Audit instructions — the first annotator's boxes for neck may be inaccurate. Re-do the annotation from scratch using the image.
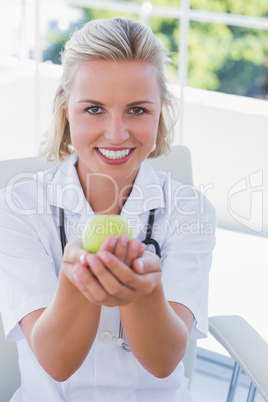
[78,168,137,215]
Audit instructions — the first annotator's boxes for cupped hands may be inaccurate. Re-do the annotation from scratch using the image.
[62,235,162,307]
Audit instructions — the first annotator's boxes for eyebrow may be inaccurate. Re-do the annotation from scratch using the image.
[77,99,155,106]
[78,99,105,105]
[126,100,154,107]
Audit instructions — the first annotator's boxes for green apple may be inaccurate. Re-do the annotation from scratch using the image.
[82,214,133,253]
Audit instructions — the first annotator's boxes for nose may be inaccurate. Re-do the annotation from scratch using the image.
[104,114,129,144]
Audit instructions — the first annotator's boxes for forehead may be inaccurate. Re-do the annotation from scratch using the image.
[69,60,161,102]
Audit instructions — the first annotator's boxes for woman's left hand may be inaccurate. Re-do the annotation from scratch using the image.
[73,236,162,307]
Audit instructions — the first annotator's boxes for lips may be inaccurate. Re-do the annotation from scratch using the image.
[95,147,134,165]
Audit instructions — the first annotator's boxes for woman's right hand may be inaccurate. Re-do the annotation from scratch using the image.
[61,237,90,289]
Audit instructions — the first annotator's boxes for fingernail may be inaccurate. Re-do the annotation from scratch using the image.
[119,234,128,246]
[110,236,117,248]
[80,253,86,265]
[130,240,138,251]
[97,251,110,264]
[140,243,146,252]
[136,259,144,273]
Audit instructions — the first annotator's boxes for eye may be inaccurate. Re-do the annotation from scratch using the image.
[85,105,103,115]
[129,107,148,115]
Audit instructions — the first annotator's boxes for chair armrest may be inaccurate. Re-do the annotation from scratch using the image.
[208,315,268,401]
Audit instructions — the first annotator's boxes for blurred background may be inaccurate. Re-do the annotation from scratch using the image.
[0,1,267,400]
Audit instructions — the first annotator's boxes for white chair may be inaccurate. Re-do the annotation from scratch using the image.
[149,145,196,387]
[0,315,21,402]
[208,315,268,402]
[0,157,54,401]
[0,156,54,189]
[1,147,267,402]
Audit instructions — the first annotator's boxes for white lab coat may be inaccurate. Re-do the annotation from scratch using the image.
[0,152,216,401]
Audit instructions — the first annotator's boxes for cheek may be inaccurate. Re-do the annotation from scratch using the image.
[138,117,159,142]
[69,117,95,146]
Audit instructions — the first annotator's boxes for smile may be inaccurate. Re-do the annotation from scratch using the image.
[97,148,132,160]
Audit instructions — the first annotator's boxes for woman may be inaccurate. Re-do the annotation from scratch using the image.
[0,17,215,401]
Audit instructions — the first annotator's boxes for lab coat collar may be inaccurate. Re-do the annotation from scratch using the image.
[46,152,89,213]
[46,153,166,237]
[121,159,165,217]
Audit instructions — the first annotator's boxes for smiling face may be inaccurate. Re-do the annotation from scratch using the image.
[65,60,162,189]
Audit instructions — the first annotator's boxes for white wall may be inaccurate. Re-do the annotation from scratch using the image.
[179,88,268,350]
[182,87,268,237]
[0,60,61,160]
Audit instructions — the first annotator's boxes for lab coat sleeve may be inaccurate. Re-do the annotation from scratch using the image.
[0,188,59,342]
[160,184,216,339]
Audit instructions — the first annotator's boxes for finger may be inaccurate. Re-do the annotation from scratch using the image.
[62,238,89,281]
[94,251,137,293]
[73,263,88,286]
[88,251,131,299]
[132,251,161,275]
[98,235,117,253]
[73,261,110,304]
[124,238,142,267]
[138,242,146,257]
[97,251,162,301]
[132,258,144,274]
[113,233,129,263]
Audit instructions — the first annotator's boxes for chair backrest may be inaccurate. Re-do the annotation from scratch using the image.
[0,157,55,402]
[149,145,196,388]
[0,145,196,399]
[0,314,21,402]
[149,145,193,185]
[0,157,55,189]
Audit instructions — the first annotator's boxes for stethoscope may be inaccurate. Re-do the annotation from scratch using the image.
[59,208,161,352]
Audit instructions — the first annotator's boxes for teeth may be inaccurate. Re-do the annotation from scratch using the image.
[98,148,131,159]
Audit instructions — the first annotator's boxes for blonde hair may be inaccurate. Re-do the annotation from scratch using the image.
[40,17,179,161]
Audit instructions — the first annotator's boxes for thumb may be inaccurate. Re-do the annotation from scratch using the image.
[132,251,161,274]
[63,238,89,265]
[132,258,144,274]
